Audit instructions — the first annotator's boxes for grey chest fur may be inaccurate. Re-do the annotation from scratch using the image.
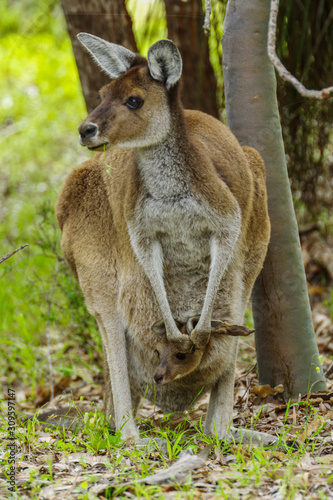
[136,142,222,275]
[143,194,213,275]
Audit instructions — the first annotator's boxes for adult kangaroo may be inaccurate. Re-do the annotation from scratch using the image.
[56,34,270,441]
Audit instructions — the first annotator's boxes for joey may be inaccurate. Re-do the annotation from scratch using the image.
[152,318,254,385]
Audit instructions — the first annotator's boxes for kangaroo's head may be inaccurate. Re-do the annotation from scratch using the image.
[77,34,183,151]
[153,326,204,386]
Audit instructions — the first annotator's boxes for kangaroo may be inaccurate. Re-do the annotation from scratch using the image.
[56,34,270,441]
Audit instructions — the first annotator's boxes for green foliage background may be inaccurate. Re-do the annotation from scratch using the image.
[0,0,99,391]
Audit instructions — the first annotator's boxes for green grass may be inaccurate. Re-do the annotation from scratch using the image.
[1,400,331,498]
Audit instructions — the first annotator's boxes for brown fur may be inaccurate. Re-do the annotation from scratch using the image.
[56,37,270,440]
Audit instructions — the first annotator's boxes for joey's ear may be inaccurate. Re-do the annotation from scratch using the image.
[151,320,166,337]
[147,40,182,89]
[77,33,136,79]
[152,319,186,336]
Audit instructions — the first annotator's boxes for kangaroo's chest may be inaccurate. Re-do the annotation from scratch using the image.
[142,195,213,273]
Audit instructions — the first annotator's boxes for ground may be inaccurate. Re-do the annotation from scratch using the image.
[1,230,333,498]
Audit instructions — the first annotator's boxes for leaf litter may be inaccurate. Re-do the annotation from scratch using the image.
[1,229,333,498]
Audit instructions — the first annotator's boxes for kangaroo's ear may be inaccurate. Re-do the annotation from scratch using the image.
[147,40,182,89]
[77,33,136,79]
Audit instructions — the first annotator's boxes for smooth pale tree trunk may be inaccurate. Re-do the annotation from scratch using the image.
[61,0,137,112]
[165,0,219,117]
[222,0,326,398]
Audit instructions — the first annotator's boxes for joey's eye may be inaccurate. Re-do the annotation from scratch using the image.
[176,353,186,361]
[154,349,160,358]
[126,96,144,110]
[95,94,101,100]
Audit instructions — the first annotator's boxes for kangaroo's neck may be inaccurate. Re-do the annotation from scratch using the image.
[136,108,193,199]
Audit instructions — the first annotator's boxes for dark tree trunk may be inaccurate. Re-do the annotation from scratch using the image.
[222,0,326,398]
[164,0,219,117]
[61,0,137,113]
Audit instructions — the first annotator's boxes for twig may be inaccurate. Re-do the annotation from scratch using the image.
[0,244,29,264]
[298,224,320,238]
[235,378,252,410]
[235,362,257,382]
[267,0,333,99]
[324,361,333,378]
[203,0,211,36]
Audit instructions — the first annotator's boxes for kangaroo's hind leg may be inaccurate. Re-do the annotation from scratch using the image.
[94,314,139,441]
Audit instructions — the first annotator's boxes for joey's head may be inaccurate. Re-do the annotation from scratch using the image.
[153,336,204,385]
[76,34,183,151]
[152,321,204,386]
[152,317,255,386]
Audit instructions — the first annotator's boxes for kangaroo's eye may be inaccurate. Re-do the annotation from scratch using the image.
[176,353,186,361]
[154,349,160,358]
[126,96,144,110]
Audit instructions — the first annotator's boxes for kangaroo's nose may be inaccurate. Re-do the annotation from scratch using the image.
[154,373,164,384]
[78,122,97,140]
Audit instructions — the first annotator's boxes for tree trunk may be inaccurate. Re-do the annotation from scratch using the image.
[61,0,137,113]
[164,0,219,117]
[222,0,326,398]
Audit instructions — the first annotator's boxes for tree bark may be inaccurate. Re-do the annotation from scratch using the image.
[222,0,326,398]
[164,0,219,117]
[61,0,137,113]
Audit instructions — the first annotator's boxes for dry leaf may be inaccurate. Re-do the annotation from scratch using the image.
[299,417,324,442]
[251,384,284,398]
[299,452,315,469]
[260,451,286,461]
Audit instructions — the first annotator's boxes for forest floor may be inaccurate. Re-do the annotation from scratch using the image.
[1,230,333,499]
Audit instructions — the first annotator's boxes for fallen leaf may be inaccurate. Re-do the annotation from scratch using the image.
[260,450,286,461]
[317,454,333,464]
[299,417,325,442]
[251,384,284,398]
